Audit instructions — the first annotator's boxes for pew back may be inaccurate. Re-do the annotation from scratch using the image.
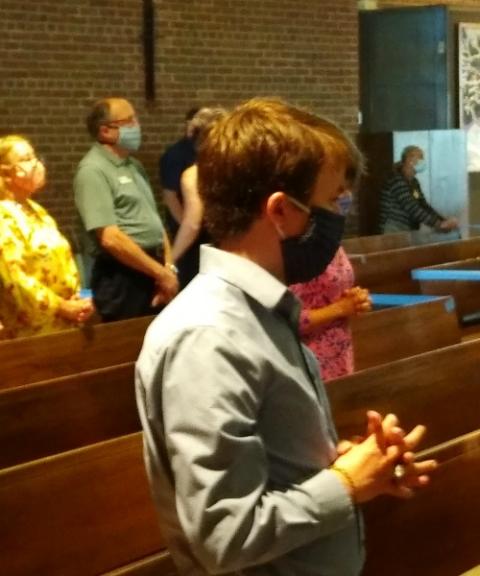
[329,338,480,449]
[0,297,463,468]
[0,315,153,389]
[350,236,480,293]
[0,433,165,576]
[413,257,480,319]
[351,296,460,370]
[363,430,480,576]
[343,232,412,254]
[0,362,137,468]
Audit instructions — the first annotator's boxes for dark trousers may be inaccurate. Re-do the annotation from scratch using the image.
[91,252,162,322]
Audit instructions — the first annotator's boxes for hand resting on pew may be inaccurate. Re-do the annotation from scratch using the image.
[57,295,95,324]
[438,216,459,232]
[331,410,438,504]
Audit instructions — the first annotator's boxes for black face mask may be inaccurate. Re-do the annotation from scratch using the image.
[281,205,345,285]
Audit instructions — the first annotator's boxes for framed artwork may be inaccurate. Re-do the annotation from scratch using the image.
[458,23,480,171]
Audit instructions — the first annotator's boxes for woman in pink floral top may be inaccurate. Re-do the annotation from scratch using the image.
[290,244,371,382]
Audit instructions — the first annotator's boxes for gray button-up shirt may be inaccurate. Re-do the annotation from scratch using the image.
[136,246,364,575]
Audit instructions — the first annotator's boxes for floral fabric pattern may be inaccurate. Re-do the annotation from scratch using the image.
[290,246,354,381]
[0,199,80,338]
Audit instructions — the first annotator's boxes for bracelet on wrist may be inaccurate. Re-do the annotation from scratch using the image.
[330,464,356,498]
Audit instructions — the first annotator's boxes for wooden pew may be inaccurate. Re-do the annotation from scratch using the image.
[329,338,480,450]
[350,236,480,293]
[2,427,478,576]
[362,429,480,576]
[1,295,462,468]
[343,229,467,256]
[0,433,168,576]
[102,551,177,576]
[343,231,412,254]
[1,292,465,468]
[0,315,153,390]
[351,295,460,370]
[0,362,138,468]
[412,257,480,320]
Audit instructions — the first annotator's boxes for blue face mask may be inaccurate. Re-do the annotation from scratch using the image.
[117,125,142,152]
[415,160,427,174]
[279,196,345,285]
[336,193,353,216]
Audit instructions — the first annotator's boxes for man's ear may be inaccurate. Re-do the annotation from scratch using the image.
[265,191,289,225]
[98,124,115,144]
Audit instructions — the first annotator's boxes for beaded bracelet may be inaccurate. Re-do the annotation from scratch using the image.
[330,464,356,498]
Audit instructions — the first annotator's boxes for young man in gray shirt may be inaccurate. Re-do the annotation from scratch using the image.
[136,98,436,575]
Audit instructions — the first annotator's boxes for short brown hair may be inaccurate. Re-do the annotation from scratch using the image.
[197,97,363,242]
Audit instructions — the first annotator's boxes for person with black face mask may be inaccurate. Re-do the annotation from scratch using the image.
[74,98,178,322]
[288,190,372,382]
[136,98,437,576]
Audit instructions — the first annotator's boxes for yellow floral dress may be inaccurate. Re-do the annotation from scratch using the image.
[0,199,80,338]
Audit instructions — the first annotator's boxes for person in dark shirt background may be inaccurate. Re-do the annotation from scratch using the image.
[159,107,199,236]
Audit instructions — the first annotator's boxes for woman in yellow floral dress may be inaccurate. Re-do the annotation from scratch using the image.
[0,135,94,338]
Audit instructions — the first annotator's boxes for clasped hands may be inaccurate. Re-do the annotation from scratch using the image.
[338,286,372,317]
[332,411,438,504]
[151,265,179,307]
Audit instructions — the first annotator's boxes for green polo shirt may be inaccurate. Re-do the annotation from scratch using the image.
[74,143,165,255]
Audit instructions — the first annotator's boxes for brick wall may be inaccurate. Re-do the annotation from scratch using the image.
[0,0,360,243]
[378,1,480,7]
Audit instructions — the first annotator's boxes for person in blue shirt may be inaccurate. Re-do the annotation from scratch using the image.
[159,107,199,236]
[136,98,437,576]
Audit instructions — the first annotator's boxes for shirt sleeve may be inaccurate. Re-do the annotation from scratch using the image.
[0,213,64,321]
[392,179,443,228]
[154,326,354,573]
[160,150,183,192]
[74,165,117,231]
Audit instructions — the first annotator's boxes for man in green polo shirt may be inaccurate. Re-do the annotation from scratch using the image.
[74,97,178,321]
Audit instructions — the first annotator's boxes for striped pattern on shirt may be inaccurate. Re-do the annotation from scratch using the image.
[379,171,443,232]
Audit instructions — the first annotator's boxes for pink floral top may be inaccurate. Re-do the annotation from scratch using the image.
[289,247,354,382]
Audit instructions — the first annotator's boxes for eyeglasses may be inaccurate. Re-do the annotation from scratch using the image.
[105,115,138,128]
[14,156,42,170]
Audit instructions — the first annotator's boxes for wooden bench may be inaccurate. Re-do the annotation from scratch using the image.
[0,315,153,390]
[343,231,412,254]
[412,257,480,321]
[329,338,480,449]
[0,362,138,468]
[343,229,468,256]
[350,236,480,293]
[0,433,169,576]
[2,427,478,576]
[351,295,460,370]
[362,429,480,576]
[1,294,463,468]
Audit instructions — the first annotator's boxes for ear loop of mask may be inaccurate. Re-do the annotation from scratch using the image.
[274,195,311,240]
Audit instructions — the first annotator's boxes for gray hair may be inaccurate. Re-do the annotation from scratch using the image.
[188,107,227,144]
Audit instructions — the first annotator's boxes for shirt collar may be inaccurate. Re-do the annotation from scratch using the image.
[199,245,301,328]
[93,142,130,167]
